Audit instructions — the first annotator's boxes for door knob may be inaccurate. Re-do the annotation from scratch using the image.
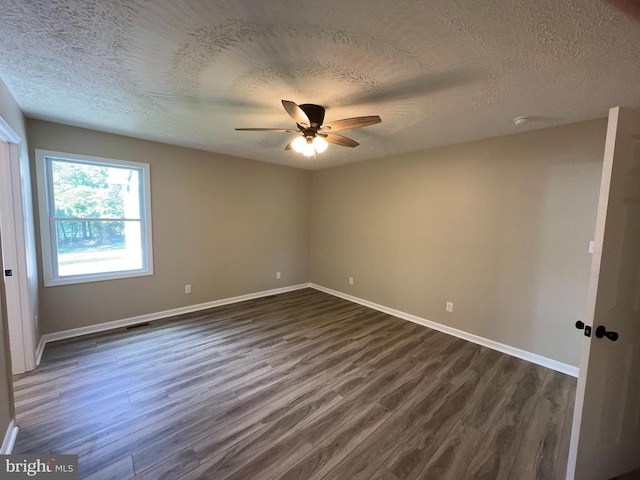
[595,325,619,342]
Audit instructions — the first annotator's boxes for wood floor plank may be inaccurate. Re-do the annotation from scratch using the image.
[460,354,525,433]
[466,363,549,480]
[541,369,573,408]
[74,364,338,476]
[508,395,566,480]
[190,387,343,472]
[185,354,424,480]
[82,454,135,480]
[278,402,391,480]
[553,376,577,480]
[383,368,484,479]
[138,382,342,473]
[369,465,400,480]
[415,422,484,480]
[612,468,640,479]
[320,378,459,480]
[132,448,200,480]
[12,288,576,480]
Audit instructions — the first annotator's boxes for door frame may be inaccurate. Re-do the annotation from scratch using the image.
[0,114,36,374]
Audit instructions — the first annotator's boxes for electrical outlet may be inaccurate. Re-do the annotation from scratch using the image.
[276,271,281,279]
[588,240,595,254]
[349,277,354,285]
[185,284,192,294]
[446,302,454,312]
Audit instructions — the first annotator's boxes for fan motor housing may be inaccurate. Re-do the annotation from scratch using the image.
[298,104,326,129]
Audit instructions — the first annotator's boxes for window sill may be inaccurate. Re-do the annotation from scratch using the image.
[43,269,153,287]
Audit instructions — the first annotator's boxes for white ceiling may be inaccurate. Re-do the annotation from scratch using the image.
[1,0,639,169]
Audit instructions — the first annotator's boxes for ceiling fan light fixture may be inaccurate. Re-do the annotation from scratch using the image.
[313,136,328,153]
[291,135,307,153]
[236,100,380,157]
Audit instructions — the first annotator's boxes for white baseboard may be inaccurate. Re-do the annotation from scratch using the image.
[37,283,311,359]
[310,283,579,377]
[1,420,18,454]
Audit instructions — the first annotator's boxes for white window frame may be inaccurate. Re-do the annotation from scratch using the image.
[35,149,153,287]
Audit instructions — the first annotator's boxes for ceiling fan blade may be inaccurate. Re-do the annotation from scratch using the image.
[285,140,294,151]
[321,115,381,132]
[235,128,300,132]
[606,0,640,24]
[322,133,359,148]
[282,100,310,127]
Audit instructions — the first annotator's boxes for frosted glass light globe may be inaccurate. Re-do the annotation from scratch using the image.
[291,136,306,153]
[313,136,328,153]
[302,140,315,157]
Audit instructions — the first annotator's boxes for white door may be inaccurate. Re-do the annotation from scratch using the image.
[567,106,640,480]
[0,140,27,374]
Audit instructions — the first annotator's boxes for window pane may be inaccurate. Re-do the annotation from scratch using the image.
[51,159,141,219]
[37,149,153,286]
[55,220,143,276]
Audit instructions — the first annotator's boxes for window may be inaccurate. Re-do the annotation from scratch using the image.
[36,150,153,286]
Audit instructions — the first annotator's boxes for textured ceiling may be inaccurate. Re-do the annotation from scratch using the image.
[1,0,639,169]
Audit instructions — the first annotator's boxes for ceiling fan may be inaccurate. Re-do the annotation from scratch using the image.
[235,100,381,157]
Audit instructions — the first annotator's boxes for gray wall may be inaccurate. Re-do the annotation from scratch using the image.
[28,120,311,334]
[310,119,606,367]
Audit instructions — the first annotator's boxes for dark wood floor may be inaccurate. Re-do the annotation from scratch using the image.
[13,288,576,480]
